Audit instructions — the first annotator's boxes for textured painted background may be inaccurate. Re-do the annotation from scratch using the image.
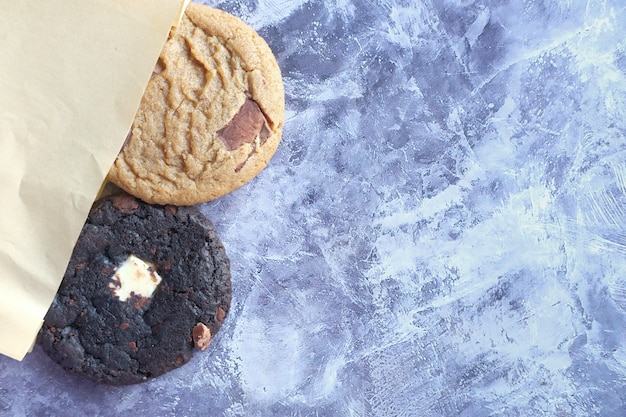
[2,0,626,415]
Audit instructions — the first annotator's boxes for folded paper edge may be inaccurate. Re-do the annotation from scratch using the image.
[173,0,192,27]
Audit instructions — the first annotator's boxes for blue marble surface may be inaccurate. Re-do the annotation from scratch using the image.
[2,0,626,415]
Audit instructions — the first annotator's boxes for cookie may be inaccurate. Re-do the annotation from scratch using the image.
[107,3,285,205]
[38,193,232,385]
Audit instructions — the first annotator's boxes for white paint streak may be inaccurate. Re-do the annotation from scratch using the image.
[246,0,308,28]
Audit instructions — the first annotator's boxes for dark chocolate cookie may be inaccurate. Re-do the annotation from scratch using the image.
[38,194,231,385]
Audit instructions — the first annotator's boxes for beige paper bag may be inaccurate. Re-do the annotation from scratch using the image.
[0,0,188,361]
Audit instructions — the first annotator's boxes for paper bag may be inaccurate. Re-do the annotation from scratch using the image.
[0,0,189,361]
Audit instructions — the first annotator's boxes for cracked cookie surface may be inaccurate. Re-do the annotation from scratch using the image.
[38,194,232,385]
[108,3,284,205]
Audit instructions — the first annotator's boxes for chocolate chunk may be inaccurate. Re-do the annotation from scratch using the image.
[112,194,139,214]
[193,323,212,351]
[217,98,271,151]
[216,306,226,322]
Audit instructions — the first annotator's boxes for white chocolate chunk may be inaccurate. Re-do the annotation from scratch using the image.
[108,255,162,302]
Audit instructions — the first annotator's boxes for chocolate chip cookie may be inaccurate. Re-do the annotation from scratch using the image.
[38,194,231,385]
[108,3,285,205]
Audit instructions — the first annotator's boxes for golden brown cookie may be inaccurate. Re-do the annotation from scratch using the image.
[107,3,285,205]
